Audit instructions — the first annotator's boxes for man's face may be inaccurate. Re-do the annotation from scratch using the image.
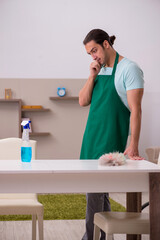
[85,40,106,66]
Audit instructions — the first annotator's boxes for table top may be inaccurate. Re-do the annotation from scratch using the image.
[0,159,160,174]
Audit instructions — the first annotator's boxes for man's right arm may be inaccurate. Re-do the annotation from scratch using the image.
[79,76,95,106]
[79,61,101,106]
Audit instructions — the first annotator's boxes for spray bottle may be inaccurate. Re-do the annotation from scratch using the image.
[21,120,32,162]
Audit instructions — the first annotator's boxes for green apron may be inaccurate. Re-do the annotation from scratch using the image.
[80,52,130,159]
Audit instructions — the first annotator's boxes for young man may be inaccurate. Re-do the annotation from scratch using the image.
[79,29,144,240]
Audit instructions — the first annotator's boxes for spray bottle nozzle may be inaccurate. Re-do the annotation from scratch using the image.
[21,120,31,129]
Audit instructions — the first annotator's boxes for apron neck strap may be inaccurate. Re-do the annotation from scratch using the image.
[112,52,119,76]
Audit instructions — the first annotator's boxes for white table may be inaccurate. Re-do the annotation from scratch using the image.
[0,159,160,240]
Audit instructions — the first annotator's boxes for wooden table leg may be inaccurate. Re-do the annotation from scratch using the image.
[126,192,142,240]
[149,173,160,240]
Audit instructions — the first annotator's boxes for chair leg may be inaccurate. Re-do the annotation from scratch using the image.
[37,214,43,240]
[32,214,36,240]
[93,224,100,240]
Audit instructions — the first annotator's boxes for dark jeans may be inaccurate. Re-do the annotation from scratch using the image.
[82,193,111,240]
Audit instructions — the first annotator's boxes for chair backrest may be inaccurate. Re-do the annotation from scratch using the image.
[146,147,160,164]
[0,137,37,160]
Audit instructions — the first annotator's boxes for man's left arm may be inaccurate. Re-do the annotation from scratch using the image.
[124,88,144,160]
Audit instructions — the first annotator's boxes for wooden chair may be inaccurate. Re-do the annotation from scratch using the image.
[0,138,44,240]
[93,147,160,240]
[145,146,160,164]
[93,211,149,240]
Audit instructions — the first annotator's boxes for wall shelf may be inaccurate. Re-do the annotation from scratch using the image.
[49,96,79,100]
[1,95,80,139]
[22,108,50,112]
[0,99,21,102]
[21,107,50,137]
[0,99,50,138]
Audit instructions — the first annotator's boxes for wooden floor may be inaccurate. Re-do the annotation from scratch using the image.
[0,193,149,240]
[0,219,85,240]
[0,219,149,240]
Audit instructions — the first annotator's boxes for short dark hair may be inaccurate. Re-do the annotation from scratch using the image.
[83,29,116,47]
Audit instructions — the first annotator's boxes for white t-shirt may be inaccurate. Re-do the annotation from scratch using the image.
[98,57,144,110]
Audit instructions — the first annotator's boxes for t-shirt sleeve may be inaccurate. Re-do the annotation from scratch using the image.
[124,62,144,91]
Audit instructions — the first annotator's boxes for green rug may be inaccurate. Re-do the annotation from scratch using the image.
[0,194,126,221]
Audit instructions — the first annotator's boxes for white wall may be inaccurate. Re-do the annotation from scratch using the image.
[0,0,160,90]
[0,0,160,158]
